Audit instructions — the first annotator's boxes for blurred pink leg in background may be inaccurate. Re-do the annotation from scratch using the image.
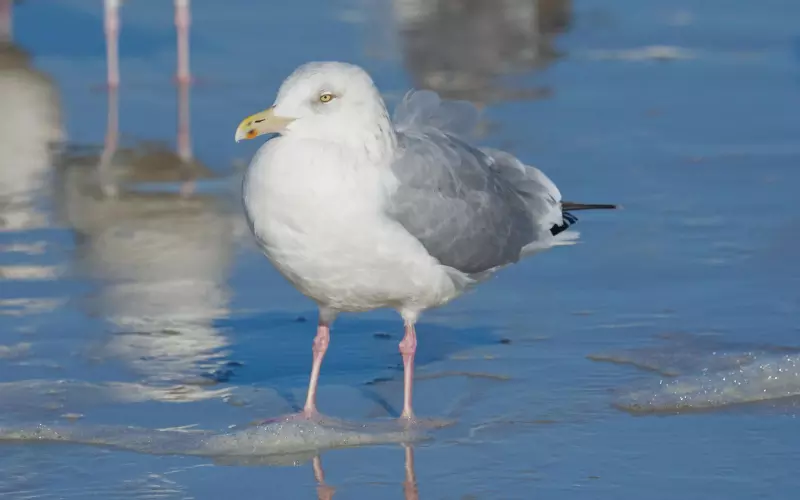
[104,0,121,88]
[177,77,196,196]
[177,79,193,161]
[0,0,12,42]
[175,0,191,84]
[175,0,195,196]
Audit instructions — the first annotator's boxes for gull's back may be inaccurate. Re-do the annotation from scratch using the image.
[386,90,568,276]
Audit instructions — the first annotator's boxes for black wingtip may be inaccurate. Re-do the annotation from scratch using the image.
[550,211,579,236]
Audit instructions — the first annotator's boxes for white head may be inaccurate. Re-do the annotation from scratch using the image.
[235,62,396,159]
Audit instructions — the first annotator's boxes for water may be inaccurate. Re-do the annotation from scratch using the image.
[1,0,799,498]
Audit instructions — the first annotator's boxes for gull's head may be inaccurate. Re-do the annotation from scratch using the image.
[235,61,392,145]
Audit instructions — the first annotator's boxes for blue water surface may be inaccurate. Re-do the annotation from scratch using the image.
[1,0,799,498]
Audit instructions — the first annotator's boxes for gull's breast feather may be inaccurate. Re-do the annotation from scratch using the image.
[242,136,465,312]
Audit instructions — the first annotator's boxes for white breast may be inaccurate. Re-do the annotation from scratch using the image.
[242,137,463,312]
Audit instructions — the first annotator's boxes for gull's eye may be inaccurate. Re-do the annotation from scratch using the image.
[319,93,334,103]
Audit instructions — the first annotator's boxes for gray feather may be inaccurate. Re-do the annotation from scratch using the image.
[386,90,563,275]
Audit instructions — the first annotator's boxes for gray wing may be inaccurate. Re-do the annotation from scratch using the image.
[387,90,565,275]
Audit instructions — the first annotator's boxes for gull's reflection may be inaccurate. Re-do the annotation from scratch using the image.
[312,445,419,500]
[392,0,571,104]
[402,445,419,500]
[55,5,239,401]
[0,0,10,40]
[0,0,64,233]
[313,455,336,500]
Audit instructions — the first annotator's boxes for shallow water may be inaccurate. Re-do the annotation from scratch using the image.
[2,0,800,498]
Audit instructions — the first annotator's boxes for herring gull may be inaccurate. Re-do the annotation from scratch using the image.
[234,61,617,421]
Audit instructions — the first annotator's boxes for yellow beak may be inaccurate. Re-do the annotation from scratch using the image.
[234,107,295,142]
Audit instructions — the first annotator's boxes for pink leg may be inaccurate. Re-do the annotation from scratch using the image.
[174,0,191,84]
[399,320,418,420]
[0,0,12,42]
[175,51,194,195]
[177,79,192,163]
[303,321,330,416]
[104,0,120,88]
[256,311,335,425]
[174,1,193,196]
[176,77,192,163]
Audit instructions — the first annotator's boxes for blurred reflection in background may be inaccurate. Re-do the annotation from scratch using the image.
[53,0,240,401]
[392,0,570,104]
[0,0,64,233]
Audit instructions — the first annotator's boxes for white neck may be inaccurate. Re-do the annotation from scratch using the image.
[342,109,397,164]
[286,104,397,164]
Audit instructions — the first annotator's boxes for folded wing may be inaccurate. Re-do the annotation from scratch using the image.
[387,90,569,275]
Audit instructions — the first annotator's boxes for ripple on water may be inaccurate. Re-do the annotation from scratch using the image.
[589,334,800,414]
[0,417,433,465]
